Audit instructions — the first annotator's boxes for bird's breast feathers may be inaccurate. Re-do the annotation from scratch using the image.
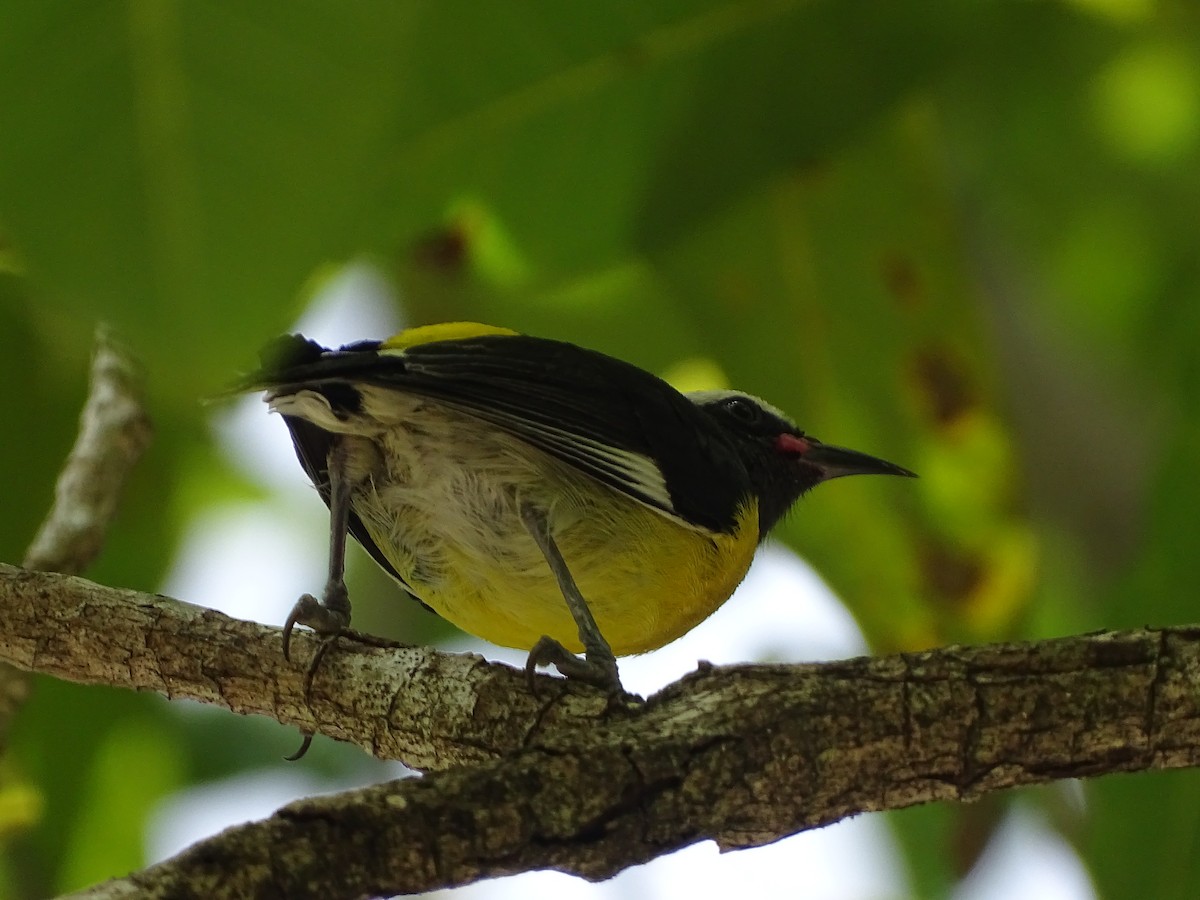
[271,384,759,654]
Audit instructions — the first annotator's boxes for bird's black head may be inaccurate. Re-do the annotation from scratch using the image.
[689,390,916,536]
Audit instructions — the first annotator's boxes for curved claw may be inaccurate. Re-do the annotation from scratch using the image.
[285,732,315,762]
[302,632,342,700]
[525,636,561,697]
[282,593,323,661]
[282,590,349,654]
[283,590,350,703]
[525,634,627,700]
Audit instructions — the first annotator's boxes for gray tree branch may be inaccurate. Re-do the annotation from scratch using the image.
[3,564,1199,898]
[5,332,1192,898]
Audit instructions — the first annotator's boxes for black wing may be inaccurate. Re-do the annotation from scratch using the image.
[248,333,747,533]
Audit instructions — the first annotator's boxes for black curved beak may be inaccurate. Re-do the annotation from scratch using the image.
[803,443,917,481]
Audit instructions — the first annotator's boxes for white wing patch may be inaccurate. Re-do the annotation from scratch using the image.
[358,385,680,521]
[521,420,675,513]
[271,379,682,524]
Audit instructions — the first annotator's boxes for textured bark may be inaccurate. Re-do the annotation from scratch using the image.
[5,565,1200,898]
[6,330,1195,898]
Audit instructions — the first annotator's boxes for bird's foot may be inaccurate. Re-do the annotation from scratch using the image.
[282,579,351,658]
[281,583,351,760]
[525,635,636,705]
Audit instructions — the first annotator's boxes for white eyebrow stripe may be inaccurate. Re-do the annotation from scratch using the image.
[686,389,792,423]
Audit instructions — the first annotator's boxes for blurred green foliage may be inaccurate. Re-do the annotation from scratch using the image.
[1,1,1199,897]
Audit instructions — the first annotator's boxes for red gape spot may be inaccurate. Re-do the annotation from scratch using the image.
[775,433,811,456]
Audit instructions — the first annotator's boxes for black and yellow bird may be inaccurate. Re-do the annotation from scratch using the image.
[240,322,914,695]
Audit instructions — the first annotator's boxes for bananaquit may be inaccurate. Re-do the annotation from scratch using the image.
[240,322,915,695]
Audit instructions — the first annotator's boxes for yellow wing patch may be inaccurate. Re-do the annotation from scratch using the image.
[380,322,517,353]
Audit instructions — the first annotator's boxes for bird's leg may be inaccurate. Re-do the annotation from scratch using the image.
[519,504,625,698]
[283,437,353,687]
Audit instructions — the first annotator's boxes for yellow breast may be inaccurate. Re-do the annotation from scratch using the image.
[338,392,761,656]
[420,500,760,656]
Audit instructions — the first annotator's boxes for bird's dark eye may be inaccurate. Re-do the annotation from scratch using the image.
[720,395,761,425]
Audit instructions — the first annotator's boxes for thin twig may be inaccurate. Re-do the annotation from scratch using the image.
[23,325,153,574]
[1,326,151,747]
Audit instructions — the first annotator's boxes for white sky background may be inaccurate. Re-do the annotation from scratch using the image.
[154,264,1096,899]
